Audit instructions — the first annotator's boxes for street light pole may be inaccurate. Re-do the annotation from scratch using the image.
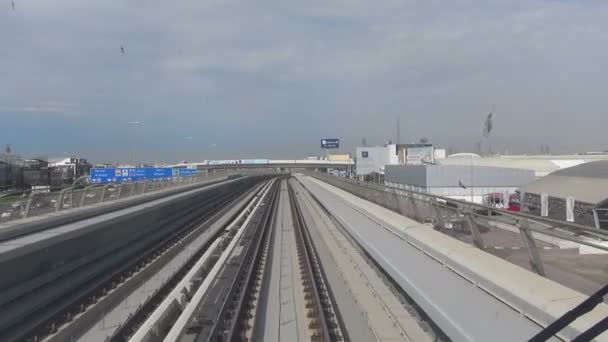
[127,121,141,167]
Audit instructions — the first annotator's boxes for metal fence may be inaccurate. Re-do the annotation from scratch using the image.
[306,171,608,279]
[0,171,230,224]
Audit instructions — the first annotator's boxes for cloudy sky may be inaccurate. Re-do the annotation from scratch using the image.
[1,0,607,163]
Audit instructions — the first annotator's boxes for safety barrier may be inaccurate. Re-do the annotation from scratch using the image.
[306,171,608,278]
[0,171,232,224]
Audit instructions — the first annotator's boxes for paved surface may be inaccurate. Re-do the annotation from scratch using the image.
[442,218,608,296]
[256,181,308,342]
[442,224,552,249]
[492,248,608,296]
[299,175,551,342]
[293,179,431,342]
[0,178,229,258]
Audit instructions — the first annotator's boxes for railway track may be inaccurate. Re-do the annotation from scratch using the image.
[146,177,346,342]
[3,175,453,342]
[286,180,345,342]
[223,179,346,342]
[1,179,263,342]
[105,182,268,342]
[125,178,279,342]
[291,177,440,342]
[200,178,281,341]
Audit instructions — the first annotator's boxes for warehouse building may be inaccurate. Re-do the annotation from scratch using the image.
[518,160,608,229]
[440,153,608,178]
[385,164,535,204]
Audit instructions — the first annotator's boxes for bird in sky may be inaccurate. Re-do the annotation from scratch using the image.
[120,46,125,54]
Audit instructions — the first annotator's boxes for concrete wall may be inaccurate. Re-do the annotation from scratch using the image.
[385,165,427,186]
[386,165,535,188]
[385,165,534,204]
[429,165,534,187]
[309,172,435,222]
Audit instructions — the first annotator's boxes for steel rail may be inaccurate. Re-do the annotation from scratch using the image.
[287,180,344,342]
[204,178,281,342]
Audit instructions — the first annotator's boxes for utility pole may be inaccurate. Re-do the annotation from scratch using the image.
[4,144,12,189]
[396,116,401,145]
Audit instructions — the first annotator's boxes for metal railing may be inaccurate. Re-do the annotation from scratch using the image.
[306,171,608,278]
[0,171,231,225]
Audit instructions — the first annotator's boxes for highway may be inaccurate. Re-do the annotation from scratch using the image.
[0,173,606,342]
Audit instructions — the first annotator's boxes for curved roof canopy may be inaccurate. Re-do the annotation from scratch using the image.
[519,160,608,206]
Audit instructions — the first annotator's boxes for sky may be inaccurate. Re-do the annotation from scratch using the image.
[1,0,608,163]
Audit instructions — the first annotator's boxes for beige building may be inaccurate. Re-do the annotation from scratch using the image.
[327,154,351,162]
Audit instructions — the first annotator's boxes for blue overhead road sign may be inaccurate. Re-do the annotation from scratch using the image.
[90,168,174,183]
[177,168,200,176]
[321,139,339,149]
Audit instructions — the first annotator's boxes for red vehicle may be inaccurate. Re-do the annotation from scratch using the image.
[483,192,520,212]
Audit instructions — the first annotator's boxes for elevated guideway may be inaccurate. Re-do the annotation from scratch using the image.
[2,171,606,342]
[296,173,608,341]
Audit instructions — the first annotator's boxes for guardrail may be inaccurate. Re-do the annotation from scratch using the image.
[0,171,232,225]
[305,171,608,278]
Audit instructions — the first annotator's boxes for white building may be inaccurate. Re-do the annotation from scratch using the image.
[48,157,91,183]
[355,145,398,177]
[440,153,608,178]
[356,144,449,179]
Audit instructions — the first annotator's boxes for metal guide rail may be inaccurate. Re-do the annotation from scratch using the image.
[128,179,278,342]
[105,183,267,342]
[3,181,256,342]
[193,178,281,342]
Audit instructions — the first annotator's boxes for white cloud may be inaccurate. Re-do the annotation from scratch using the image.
[0,101,80,115]
[1,0,608,160]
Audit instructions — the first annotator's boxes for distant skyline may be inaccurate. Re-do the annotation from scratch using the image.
[2,1,607,163]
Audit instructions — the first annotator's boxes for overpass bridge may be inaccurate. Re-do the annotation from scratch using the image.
[168,159,352,170]
[0,171,606,342]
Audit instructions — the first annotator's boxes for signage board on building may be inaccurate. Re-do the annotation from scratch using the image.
[90,168,174,183]
[321,139,340,149]
[405,144,434,165]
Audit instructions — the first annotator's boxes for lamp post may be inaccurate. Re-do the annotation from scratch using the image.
[127,121,141,167]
